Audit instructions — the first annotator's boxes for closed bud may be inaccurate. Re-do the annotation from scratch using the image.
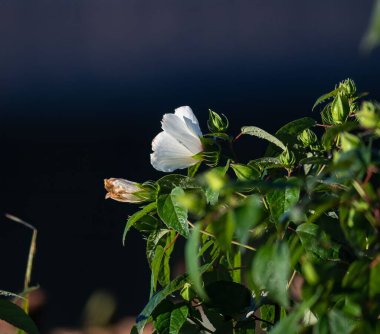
[339,78,356,97]
[356,102,380,129]
[340,132,361,152]
[104,178,154,203]
[279,147,296,168]
[297,129,317,147]
[207,110,229,132]
[331,93,350,124]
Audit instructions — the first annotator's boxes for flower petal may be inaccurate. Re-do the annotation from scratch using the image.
[162,114,203,154]
[175,106,202,137]
[151,131,198,172]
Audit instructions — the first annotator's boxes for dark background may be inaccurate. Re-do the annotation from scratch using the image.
[1,0,380,331]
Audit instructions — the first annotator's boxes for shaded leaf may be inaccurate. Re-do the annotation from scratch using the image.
[0,299,39,334]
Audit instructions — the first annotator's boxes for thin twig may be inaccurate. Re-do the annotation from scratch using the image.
[287,270,297,290]
[187,221,256,252]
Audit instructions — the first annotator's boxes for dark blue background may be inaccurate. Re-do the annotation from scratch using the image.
[1,0,379,330]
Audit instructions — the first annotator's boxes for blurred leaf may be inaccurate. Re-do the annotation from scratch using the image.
[0,298,39,334]
[328,309,355,333]
[369,256,380,297]
[210,211,235,251]
[321,121,357,150]
[252,241,290,307]
[157,187,189,237]
[185,224,208,301]
[234,195,264,245]
[123,202,157,245]
[361,0,380,52]
[241,126,286,151]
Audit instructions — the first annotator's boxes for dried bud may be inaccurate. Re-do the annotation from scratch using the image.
[104,178,151,203]
[297,129,317,147]
[207,110,229,132]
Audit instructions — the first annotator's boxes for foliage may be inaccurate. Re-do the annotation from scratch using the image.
[108,79,380,333]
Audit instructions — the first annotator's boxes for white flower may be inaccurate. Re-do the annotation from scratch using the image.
[104,178,146,203]
[150,106,203,172]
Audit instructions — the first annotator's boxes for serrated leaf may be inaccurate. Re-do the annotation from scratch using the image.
[252,241,290,307]
[155,304,189,334]
[185,224,208,301]
[241,126,286,151]
[123,202,157,245]
[157,187,189,237]
[312,88,339,111]
[0,299,39,334]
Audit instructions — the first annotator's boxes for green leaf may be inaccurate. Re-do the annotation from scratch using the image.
[266,178,300,224]
[185,224,208,301]
[146,229,170,266]
[270,291,320,334]
[241,126,286,151]
[312,88,339,111]
[231,163,260,181]
[210,211,235,251]
[157,187,189,237]
[369,256,380,297]
[296,223,341,261]
[0,299,39,334]
[321,121,358,150]
[265,117,317,156]
[361,0,380,52]
[123,202,157,245]
[155,303,189,334]
[152,245,166,292]
[328,309,355,333]
[252,241,290,307]
[234,195,264,245]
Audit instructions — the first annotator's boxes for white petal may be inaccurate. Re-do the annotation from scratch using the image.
[151,131,198,172]
[162,114,203,154]
[175,106,202,137]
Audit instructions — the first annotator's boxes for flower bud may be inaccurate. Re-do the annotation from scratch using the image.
[279,147,296,168]
[104,178,153,203]
[339,78,356,97]
[297,129,317,147]
[356,102,380,129]
[207,110,229,132]
[331,93,350,124]
[340,132,361,152]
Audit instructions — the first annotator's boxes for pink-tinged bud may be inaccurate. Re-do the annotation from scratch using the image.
[104,178,146,203]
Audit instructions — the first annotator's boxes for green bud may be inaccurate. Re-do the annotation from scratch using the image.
[180,283,196,301]
[297,129,317,147]
[356,102,380,129]
[340,132,360,152]
[279,147,296,168]
[231,163,260,181]
[339,78,356,97]
[207,110,229,132]
[331,93,350,124]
